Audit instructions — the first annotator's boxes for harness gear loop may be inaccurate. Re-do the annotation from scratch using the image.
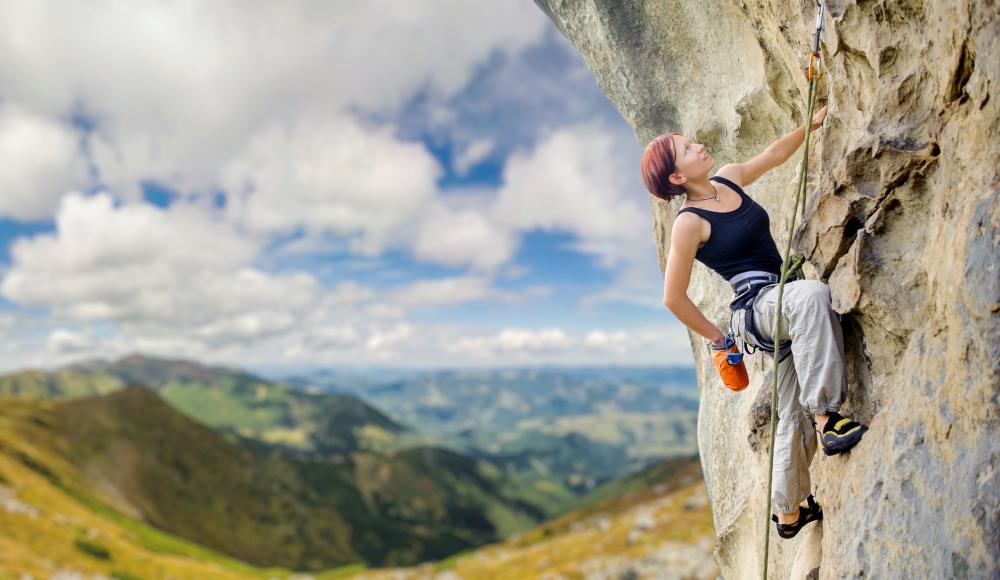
[760,3,826,578]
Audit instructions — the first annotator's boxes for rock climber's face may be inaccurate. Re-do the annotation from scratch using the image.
[669,134,714,185]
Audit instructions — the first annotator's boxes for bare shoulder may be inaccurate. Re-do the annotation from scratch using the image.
[713,164,745,187]
[671,210,709,248]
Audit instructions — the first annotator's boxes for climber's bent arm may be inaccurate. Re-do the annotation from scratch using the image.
[722,124,810,188]
[663,213,726,346]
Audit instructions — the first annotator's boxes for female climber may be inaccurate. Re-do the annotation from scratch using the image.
[641,105,869,539]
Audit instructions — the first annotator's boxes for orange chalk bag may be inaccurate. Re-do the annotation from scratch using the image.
[708,333,749,391]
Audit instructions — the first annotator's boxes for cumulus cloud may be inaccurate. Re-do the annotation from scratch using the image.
[0,105,90,221]
[221,114,441,255]
[488,121,663,305]
[582,329,630,354]
[403,120,661,282]
[385,275,550,308]
[391,27,619,175]
[452,138,495,176]
[444,325,693,365]
[364,323,415,356]
[0,193,321,336]
[448,328,573,358]
[491,121,650,266]
[411,198,518,273]
[0,0,550,199]
[47,328,94,354]
[0,2,686,371]
[0,192,570,370]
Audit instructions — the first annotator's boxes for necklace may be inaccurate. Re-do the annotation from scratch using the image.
[686,184,721,203]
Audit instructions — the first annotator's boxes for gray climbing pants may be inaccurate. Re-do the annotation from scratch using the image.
[731,279,848,514]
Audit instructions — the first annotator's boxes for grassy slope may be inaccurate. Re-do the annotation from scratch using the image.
[0,397,288,579]
[0,355,419,457]
[0,389,575,572]
[354,456,715,579]
[0,397,710,580]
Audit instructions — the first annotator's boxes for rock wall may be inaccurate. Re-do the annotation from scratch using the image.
[534,0,999,577]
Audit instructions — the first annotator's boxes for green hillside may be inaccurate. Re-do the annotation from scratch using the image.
[0,387,575,571]
[0,392,711,580]
[357,455,716,579]
[0,354,429,458]
[570,455,703,512]
[291,366,700,492]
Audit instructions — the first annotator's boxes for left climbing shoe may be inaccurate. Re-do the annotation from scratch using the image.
[771,495,823,539]
[819,411,869,456]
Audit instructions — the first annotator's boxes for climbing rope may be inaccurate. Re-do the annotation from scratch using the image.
[761,2,826,578]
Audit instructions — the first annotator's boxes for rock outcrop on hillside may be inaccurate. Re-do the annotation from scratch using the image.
[534,0,999,577]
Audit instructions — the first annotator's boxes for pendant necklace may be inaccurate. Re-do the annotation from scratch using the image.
[687,185,721,203]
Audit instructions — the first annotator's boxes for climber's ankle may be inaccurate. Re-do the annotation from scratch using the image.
[814,414,830,432]
[776,506,800,525]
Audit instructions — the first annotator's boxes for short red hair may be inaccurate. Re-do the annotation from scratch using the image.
[641,132,687,202]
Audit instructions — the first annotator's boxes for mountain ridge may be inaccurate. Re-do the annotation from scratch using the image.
[1,386,574,570]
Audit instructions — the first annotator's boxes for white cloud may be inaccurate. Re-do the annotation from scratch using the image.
[0,2,688,372]
[47,328,94,354]
[385,275,550,308]
[0,191,569,370]
[489,121,663,306]
[0,193,325,339]
[0,312,16,332]
[502,264,531,280]
[452,137,495,175]
[409,120,662,282]
[445,324,693,365]
[363,303,408,320]
[327,281,379,308]
[411,198,518,273]
[283,325,364,360]
[386,276,495,308]
[364,323,415,360]
[582,329,630,354]
[0,105,89,220]
[491,121,650,267]
[221,114,441,256]
[448,328,573,357]
[0,0,550,200]
[395,27,620,174]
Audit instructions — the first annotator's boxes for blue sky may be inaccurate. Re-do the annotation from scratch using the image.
[0,1,693,373]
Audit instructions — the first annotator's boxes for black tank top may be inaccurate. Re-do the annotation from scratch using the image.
[676,175,782,281]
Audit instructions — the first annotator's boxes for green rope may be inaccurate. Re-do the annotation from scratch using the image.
[760,41,822,580]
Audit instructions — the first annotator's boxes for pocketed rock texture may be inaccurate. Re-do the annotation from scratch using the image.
[535,0,999,577]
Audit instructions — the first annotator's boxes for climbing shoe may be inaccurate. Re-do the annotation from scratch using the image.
[771,495,823,539]
[819,411,869,456]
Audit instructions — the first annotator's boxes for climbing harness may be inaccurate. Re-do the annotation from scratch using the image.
[758,2,827,578]
[725,268,801,361]
[711,271,796,392]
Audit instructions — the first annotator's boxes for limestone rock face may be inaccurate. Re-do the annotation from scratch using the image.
[534,0,999,577]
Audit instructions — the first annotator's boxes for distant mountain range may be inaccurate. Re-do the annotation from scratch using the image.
[0,391,712,578]
[1,355,699,497]
[0,354,438,458]
[0,386,573,570]
[0,354,711,577]
[283,366,700,492]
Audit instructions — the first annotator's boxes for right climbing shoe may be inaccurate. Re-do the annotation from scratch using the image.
[819,411,869,456]
[771,495,823,539]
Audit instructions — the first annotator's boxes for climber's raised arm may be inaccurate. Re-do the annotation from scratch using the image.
[722,105,828,188]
